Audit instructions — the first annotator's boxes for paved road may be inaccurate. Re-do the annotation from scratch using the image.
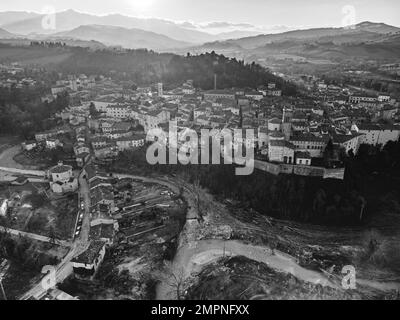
[0,226,71,247]
[19,168,92,300]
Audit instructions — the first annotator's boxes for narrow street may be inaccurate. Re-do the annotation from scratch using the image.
[19,168,91,300]
[0,226,71,247]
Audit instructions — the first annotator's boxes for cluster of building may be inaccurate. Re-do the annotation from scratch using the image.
[51,74,96,97]
[0,63,37,89]
[36,74,400,173]
[71,164,119,279]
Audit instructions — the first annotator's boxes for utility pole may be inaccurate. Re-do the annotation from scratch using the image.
[214,74,217,90]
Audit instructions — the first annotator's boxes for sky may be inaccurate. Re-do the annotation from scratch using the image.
[0,0,399,28]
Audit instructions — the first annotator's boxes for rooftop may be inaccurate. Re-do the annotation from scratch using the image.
[295,151,312,159]
[49,164,72,174]
[269,140,295,149]
[72,241,105,265]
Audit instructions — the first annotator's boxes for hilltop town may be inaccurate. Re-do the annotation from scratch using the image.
[0,53,400,301]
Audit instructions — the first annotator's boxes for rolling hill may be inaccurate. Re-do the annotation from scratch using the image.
[0,27,16,39]
[201,21,400,50]
[185,22,400,64]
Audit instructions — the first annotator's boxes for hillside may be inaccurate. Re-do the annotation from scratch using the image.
[0,27,16,39]
[185,22,400,65]
[246,34,400,63]
[202,22,400,50]
[53,25,190,51]
[0,44,293,92]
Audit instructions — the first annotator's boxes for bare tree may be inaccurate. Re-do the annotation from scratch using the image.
[157,261,187,300]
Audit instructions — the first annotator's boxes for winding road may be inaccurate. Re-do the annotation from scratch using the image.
[19,168,92,300]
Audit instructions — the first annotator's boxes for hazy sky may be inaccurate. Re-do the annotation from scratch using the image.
[1,0,399,27]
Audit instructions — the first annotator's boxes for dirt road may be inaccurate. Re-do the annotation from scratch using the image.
[156,239,336,300]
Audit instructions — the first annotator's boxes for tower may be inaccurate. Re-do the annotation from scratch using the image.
[157,83,163,97]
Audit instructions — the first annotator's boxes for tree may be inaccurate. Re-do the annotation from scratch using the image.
[160,262,186,300]
[48,226,58,245]
[89,102,98,117]
[323,139,334,167]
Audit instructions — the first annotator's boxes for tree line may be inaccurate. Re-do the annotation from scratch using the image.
[0,86,69,138]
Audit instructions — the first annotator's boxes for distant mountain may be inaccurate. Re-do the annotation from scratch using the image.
[182,21,400,66]
[0,27,15,39]
[216,30,264,40]
[53,25,190,50]
[202,21,400,50]
[1,9,218,43]
[0,11,40,27]
[354,21,400,34]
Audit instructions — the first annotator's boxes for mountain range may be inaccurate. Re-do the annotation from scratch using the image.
[186,21,400,65]
[198,22,400,50]
[0,10,399,62]
[0,9,263,43]
[52,25,190,50]
[0,27,14,38]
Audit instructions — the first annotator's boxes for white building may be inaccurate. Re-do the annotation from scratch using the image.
[22,141,37,151]
[71,241,106,280]
[352,124,400,147]
[378,94,391,103]
[333,133,364,154]
[48,162,78,194]
[115,134,146,151]
[290,135,328,158]
[295,152,312,166]
[0,199,8,216]
[106,105,132,119]
[268,140,295,164]
[268,118,282,132]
